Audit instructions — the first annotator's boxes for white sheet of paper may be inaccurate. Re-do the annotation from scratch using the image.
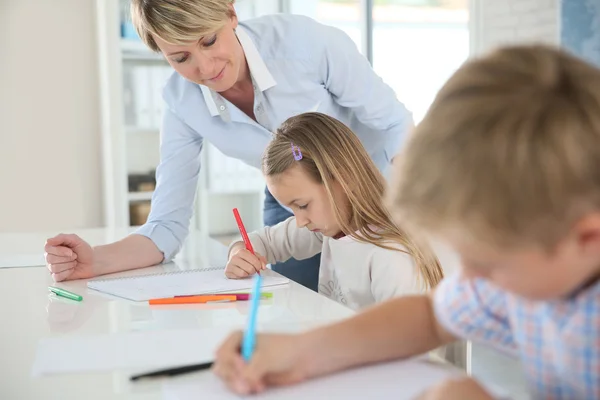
[87,268,289,301]
[31,320,338,377]
[162,358,463,400]
[31,327,232,377]
[0,254,45,268]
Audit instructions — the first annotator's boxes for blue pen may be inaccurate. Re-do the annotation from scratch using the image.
[242,273,262,361]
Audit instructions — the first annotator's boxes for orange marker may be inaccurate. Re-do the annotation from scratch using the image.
[149,295,236,305]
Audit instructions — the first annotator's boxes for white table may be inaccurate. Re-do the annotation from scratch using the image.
[0,228,464,400]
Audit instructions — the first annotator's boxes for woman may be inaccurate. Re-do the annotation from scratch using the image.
[44,0,413,291]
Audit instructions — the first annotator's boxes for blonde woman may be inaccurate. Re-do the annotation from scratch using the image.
[43,0,413,291]
[225,112,443,310]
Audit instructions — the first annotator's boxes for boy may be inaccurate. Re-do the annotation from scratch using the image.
[213,44,600,399]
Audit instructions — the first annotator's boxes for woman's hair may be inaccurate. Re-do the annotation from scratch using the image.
[130,0,235,52]
[263,112,443,290]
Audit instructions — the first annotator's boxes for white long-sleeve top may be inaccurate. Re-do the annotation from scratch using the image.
[232,217,468,369]
[238,216,422,310]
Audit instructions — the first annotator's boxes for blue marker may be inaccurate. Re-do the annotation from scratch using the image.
[242,273,262,361]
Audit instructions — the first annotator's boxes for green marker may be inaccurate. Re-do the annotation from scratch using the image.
[49,286,83,302]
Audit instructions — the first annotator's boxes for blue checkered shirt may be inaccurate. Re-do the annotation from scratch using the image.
[434,273,600,399]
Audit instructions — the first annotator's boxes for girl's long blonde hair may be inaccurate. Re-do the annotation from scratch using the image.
[263,113,443,290]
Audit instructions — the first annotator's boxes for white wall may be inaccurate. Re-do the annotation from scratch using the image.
[474,0,559,55]
[0,0,103,232]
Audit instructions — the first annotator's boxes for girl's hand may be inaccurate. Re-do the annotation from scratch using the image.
[225,243,267,279]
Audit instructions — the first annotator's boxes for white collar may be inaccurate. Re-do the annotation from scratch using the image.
[200,25,277,117]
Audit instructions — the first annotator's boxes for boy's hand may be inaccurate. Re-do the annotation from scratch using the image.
[212,331,312,394]
[225,243,267,279]
[416,377,495,400]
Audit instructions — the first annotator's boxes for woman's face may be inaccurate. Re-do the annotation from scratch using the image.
[153,8,245,92]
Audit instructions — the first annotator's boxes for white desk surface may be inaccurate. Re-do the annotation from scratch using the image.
[0,228,461,399]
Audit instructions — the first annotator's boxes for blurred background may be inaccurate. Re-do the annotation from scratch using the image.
[1,2,598,398]
[0,0,600,237]
[1,0,472,237]
[0,0,596,239]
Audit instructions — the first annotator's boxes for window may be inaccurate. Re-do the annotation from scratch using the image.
[288,0,363,53]
[235,0,280,20]
[372,0,469,123]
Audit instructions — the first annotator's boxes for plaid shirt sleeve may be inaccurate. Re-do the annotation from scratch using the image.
[433,273,518,356]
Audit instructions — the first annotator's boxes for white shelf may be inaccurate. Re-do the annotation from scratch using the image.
[125,126,160,134]
[121,39,166,62]
[98,0,271,230]
[128,191,154,202]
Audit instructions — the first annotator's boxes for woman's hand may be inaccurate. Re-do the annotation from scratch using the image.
[213,331,312,395]
[225,243,267,278]
[45,234,96,281]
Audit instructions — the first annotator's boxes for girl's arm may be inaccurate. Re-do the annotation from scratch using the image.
[235,216,323,265]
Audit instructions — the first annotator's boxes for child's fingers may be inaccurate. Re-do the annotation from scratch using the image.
[255,252,268,270]
[214,331,245,382]
[235,257,260,276]
[242,351,271,393]
[225,264,250,279]
[236,251,263,273]
[213,355,252,394]
[216,331,244,358]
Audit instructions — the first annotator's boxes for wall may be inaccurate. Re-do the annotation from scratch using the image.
[474,0,559,55]
[0,0,103,232]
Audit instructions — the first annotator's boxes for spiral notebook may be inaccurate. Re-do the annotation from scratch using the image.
[87,268,289,302]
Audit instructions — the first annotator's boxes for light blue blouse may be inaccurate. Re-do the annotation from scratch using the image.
[135,14,413,262]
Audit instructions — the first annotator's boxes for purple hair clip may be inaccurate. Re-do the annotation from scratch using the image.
[291,142,303,161]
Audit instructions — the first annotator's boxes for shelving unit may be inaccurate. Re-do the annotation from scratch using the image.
[127,191,153,202]
[95,0,270,234]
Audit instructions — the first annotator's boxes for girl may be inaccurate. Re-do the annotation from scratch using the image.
[225,112,444,310]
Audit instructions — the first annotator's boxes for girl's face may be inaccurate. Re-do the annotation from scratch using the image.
[266,165,348,238]
[153,7,245,92]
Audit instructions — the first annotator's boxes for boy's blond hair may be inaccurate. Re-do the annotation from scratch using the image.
[130,0,235,52]
[388,44,600,248]
[264,112,444,290]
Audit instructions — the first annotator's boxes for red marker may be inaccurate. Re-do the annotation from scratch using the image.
[233,208,254,254]
[233,208,260,274]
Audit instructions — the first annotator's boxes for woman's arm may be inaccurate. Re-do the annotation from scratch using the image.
[315,22,413,159]
[133,107,204,264]
[46,106,204,279]
[92,234,164,275]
